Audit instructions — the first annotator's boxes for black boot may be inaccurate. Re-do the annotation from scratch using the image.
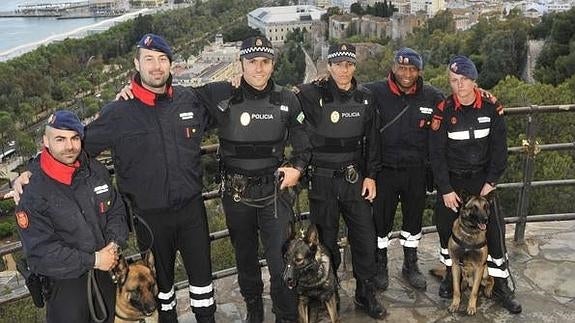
[492,277,522,314]
[245,297,264,323]
[373,248,389,290]
[438,266,453,298]
[402,247,427,290]
[354,279,387,319]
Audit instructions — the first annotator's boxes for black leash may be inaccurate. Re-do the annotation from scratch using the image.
[134,213,155,256]
[87,269,107,323]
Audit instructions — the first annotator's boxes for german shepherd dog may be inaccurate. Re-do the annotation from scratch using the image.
[448,194,495,315]
[112,252,159,322]
[283,224,339,323]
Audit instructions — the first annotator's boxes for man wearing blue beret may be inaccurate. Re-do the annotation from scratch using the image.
[429,55,522,314]
[364,48,444,291]
[15,110,128,322]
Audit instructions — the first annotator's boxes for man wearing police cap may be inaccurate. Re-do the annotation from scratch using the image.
[15,110,128,323]
[364,48,444,291]
[429,55,521,314]
[197,35,310,323]
[294,43,386,319]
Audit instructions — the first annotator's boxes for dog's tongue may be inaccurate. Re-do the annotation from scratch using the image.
[478,223,487,231]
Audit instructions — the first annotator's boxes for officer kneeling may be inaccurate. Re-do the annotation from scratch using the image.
[15,110,128,323]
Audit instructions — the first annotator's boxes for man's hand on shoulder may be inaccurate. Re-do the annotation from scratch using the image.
[115,83,134,101]
[4,171,32,205]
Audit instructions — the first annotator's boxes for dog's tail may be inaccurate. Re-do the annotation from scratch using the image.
[429,265,446,280]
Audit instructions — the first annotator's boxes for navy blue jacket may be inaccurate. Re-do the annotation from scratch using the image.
[365,74,444,168]
[85,74,213,212]
[17,150,128,280]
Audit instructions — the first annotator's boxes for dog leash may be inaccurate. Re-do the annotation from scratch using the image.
[87,269,108,323]
[135,214,155,256]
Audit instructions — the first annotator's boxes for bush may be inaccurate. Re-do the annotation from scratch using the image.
[0,221,16,239]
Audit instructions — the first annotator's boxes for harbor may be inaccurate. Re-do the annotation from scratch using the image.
[0,1,128,19]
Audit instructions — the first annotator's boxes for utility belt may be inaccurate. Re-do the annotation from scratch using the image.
[221,171,280,206]
[449,167,486,179]
[309,164,361,184]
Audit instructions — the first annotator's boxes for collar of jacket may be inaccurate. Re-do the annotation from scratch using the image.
[240,77,274,99]
[327,76,357,98]
[40,147,80,185]
[387,72,421,96]
[453,88,483,111]
[131,73,174,107]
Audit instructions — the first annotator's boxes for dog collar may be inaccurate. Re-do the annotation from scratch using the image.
[452,233,487,250]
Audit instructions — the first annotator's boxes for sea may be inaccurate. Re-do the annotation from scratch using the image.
[0,0,152,61]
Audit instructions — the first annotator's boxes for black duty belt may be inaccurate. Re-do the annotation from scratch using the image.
[310,165,360,184]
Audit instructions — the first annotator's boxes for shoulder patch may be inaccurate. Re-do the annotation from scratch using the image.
[431,115,442,131]
[296,112,305,124]
[15,211,29,229]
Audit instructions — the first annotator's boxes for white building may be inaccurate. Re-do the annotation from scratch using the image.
[411,0,445,16]
[247,5,326,45]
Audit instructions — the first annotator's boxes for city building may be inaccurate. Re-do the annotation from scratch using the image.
[247,5,326,45]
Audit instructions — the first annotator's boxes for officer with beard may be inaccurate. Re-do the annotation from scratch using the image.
[364,48,444,291]
[293,43,386,320]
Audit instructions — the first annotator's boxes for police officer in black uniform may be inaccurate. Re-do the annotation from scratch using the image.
[429,55,521,314]
[202,36,310,323]
[294,43,386,319]
[16,110,128,323]
[364,48,444,291]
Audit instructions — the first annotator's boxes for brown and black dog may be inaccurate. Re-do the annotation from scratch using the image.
[448,194,495,315]
[283,224,339,323]
[112,252,159,323]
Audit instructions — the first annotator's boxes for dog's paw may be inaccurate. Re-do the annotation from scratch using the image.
[448,302,460,313]
[466,304,477,315]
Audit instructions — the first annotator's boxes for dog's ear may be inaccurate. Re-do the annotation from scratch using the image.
[459,190,472,204]
[285,221,296,241]
[112,254,129,287]
[143,251,156,278]
[305,224,320,247]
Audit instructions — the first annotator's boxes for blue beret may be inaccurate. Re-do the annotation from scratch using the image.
[395,47,423,70]
[137,33,173,62]
[240,36,274,59]
[449,55,478,80]
[47,110,84,139]
[328,43,356,64]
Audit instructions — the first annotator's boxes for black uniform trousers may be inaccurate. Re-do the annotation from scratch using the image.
[46,270,115,323]
[222,180,297,322]
[434,171,510,278]
[373,166,426,250]
[135,194,215,323]
[308,173,377,282]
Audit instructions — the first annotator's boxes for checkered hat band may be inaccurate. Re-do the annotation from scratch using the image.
[327,51,356,59]
[240,46,274,56]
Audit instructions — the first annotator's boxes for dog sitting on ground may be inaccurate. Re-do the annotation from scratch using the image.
[283,224,339,323]
[447,194,495,315]
[112,252,159,323]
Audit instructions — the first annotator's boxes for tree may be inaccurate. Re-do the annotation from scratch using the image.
[350,2,364,15]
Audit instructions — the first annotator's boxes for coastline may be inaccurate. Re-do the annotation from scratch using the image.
[0,8,152,62]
